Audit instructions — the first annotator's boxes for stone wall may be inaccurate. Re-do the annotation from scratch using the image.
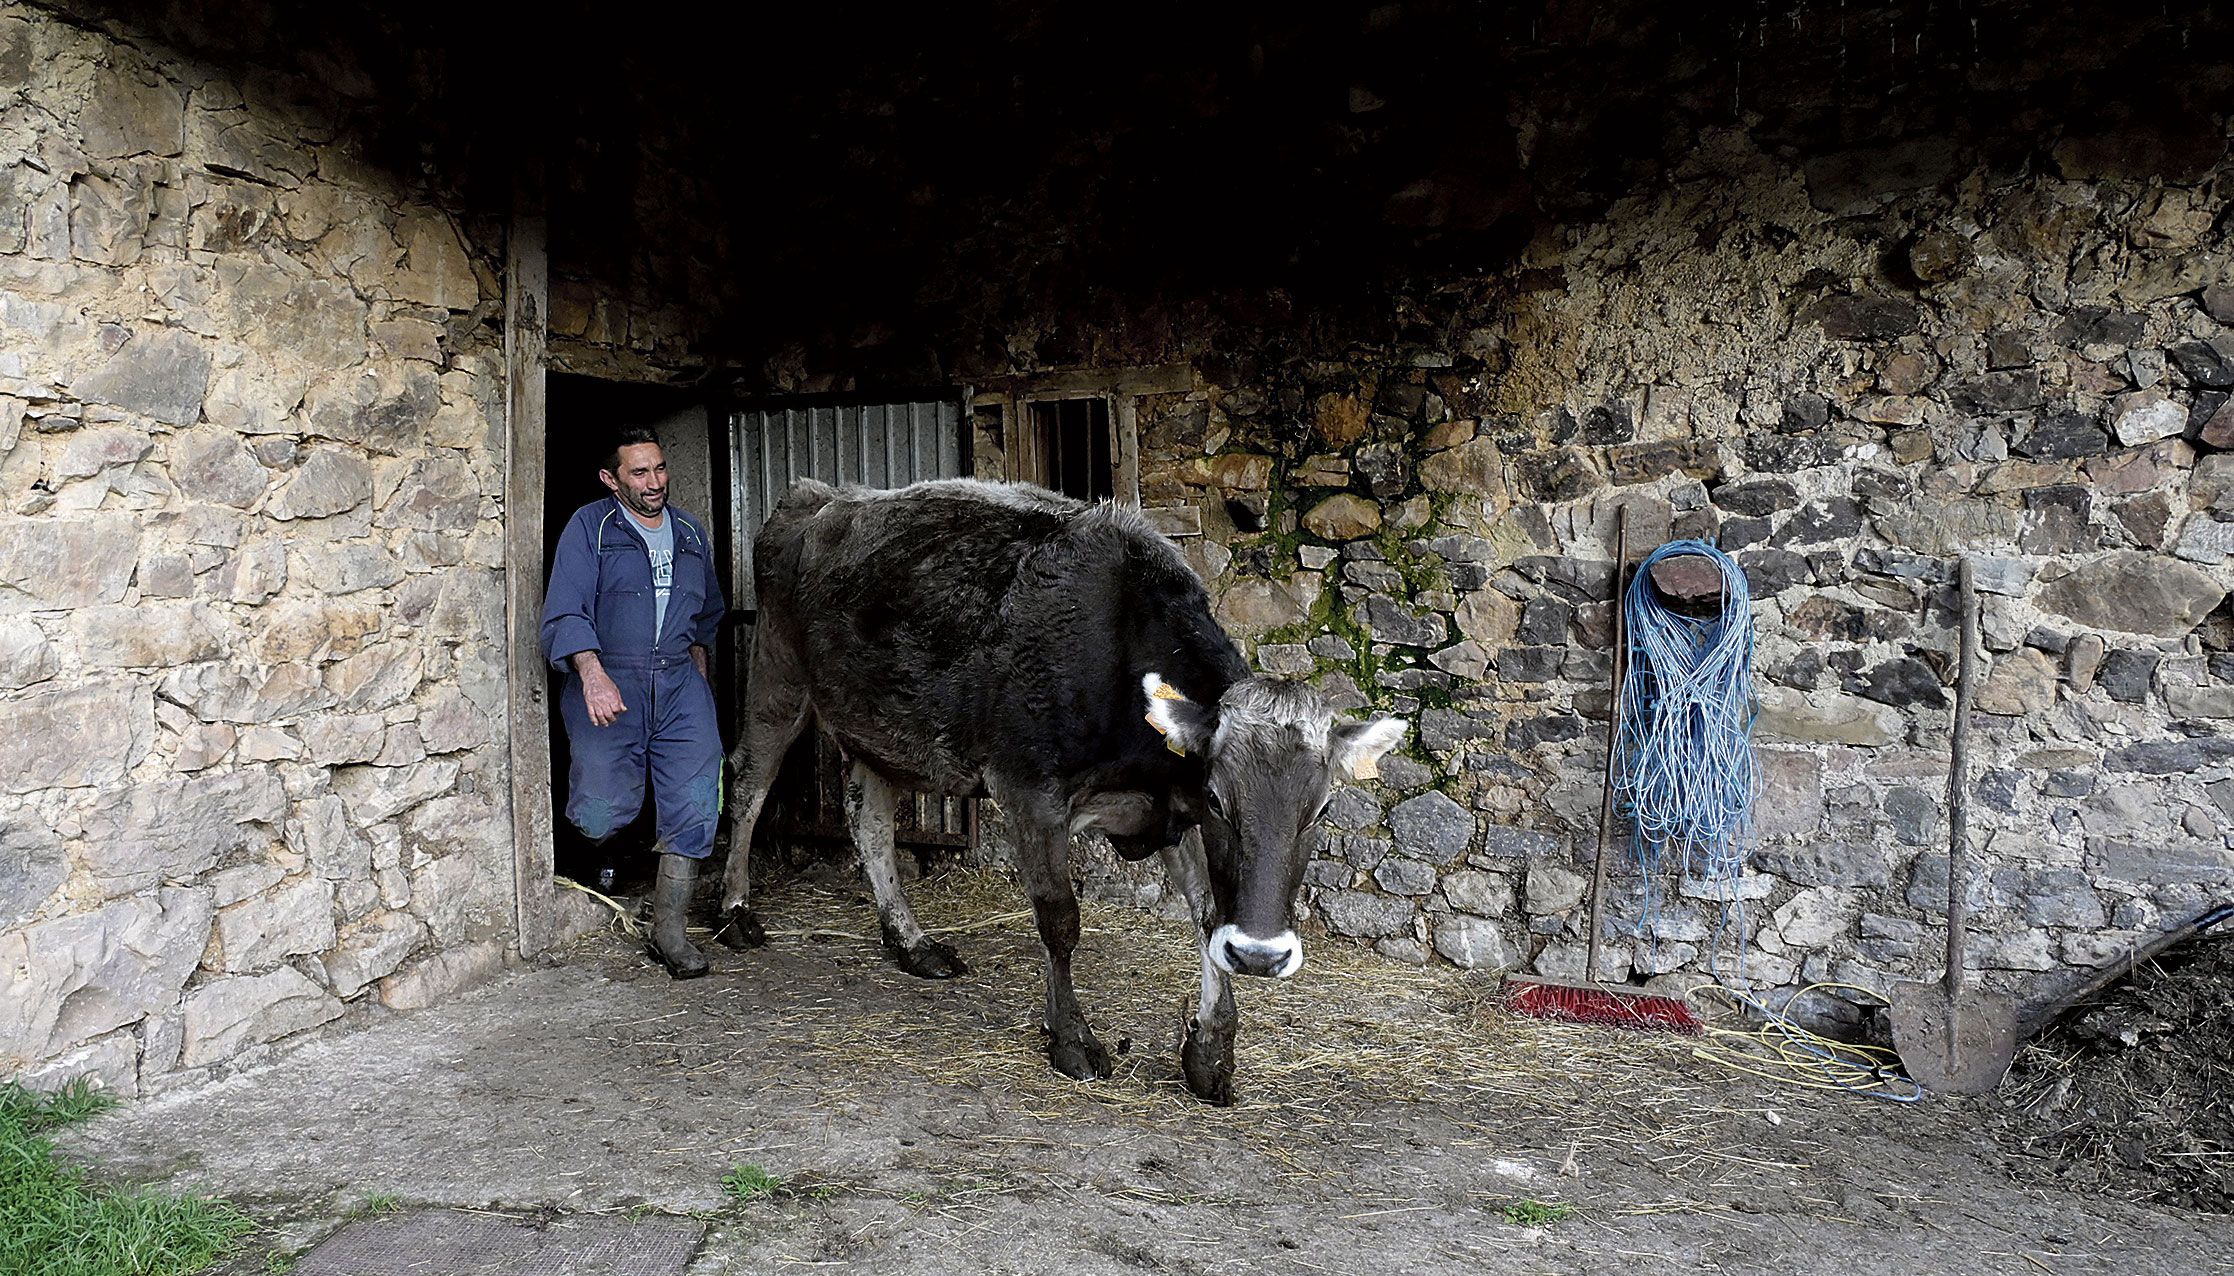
[0,3,556,1092]
[546,135,726,382]
[956,140,2234,1018]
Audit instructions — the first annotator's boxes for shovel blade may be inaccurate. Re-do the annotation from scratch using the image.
[1891,981,2019,1096]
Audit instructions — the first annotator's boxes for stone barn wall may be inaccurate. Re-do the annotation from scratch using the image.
[944,140,2234,1016]
[0,3,540,1093]
[1242,157,2234,1010]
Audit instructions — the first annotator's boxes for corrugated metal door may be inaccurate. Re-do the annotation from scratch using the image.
[729,397,973,850]
[730,399,965,610]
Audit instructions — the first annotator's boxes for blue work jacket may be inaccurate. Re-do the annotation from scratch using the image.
[540,498,726,671]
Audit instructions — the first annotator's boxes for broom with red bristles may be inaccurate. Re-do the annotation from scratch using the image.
[1503,508,1703,1034]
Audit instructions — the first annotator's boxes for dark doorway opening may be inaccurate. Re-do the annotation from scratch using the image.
[543,373,728,895]
[1029,397,1113,501]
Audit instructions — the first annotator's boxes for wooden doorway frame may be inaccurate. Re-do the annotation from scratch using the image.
[503,166,559,959]
[976,364,1194,506]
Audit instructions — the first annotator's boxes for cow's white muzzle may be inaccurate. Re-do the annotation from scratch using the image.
[1209,925,1303,978]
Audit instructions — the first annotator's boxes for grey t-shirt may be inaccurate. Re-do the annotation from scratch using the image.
[620,505,674,645]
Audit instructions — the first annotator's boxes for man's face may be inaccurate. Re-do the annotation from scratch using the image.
[600,442,667,519]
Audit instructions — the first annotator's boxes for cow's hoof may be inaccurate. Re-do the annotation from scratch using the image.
[1049,1034,1112,1082]
[714,907,767,950]
[892,938,970,980]
[1181,1021,1236,1106]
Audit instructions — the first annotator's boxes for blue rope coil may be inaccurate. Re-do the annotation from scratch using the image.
[1613,540,1758,959]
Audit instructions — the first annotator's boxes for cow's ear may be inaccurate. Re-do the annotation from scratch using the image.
[1332,717,1407,780]
[1142,673,1217,756]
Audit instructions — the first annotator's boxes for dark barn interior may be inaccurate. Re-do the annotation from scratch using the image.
[102,2,2234,382]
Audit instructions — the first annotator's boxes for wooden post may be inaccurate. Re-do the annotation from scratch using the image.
[1113,393,1141,508]
[503,157,555,959]
[1585,506,1629,985]
[1944,557,1980,999]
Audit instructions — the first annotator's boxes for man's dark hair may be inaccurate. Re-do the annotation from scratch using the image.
[602,426,662,475]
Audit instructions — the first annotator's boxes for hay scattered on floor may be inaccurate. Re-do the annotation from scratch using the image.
[674,868,1825,1191]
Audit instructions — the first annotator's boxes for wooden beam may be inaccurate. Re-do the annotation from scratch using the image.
[1113,394,1141,508]
[1003,392,1031,484]
[996,363,1193,399]
[503,159,556,959]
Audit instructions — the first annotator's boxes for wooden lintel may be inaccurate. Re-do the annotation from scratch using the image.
[991,363,1196,400]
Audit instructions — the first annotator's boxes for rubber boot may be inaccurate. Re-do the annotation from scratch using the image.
[648,853,710,980]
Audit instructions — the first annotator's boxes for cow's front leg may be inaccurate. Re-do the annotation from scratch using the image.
[1161,828,1237,1104]
[846,762,967,979]
[1183,949,1237,1106]
[1009,794,1109,1081]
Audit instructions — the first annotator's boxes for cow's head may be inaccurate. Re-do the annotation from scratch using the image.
[1144,673,1406,979]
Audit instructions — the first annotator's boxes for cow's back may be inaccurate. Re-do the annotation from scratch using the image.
[754,479,1240,789]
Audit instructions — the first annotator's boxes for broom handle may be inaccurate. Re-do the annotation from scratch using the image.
[1586,507,1630,985]
[1945,557,1979,998]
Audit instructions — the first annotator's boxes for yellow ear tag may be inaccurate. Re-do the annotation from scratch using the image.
[1144,712,1190,755]
[1352,756,1380,781]
[1146,680,1190,754]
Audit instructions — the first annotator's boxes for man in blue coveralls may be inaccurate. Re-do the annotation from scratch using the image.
[540,426,726,979]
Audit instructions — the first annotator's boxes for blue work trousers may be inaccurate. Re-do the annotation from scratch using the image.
[561,654,723,860]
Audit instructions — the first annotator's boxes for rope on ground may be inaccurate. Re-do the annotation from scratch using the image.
[1687,982,1923,1103]
[556,875,644,937]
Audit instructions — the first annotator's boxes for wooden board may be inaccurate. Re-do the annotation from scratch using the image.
[503,161,556,959]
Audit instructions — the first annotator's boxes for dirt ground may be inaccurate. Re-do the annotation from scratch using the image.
[1989,936,2234,1213]
[57,870,2234,1276]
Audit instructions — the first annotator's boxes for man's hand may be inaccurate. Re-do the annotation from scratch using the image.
[690,644,710,681]
[572,651,627,727]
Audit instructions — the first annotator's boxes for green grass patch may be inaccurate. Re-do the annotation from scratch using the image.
[720,1164,782,1203]
[0,1078,114,1128]
[1500,1199,1575,1226]
[0,1078,253,1276]
[348,1193,402,1218]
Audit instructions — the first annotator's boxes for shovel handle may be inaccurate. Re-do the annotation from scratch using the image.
[1944,558,1979,997]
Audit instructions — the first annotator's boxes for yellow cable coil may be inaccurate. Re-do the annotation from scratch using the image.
[1685,982,1923,1102]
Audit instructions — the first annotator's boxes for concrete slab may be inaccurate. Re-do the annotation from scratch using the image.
[293,1209,702,1276]
[52,875,2234,1275]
